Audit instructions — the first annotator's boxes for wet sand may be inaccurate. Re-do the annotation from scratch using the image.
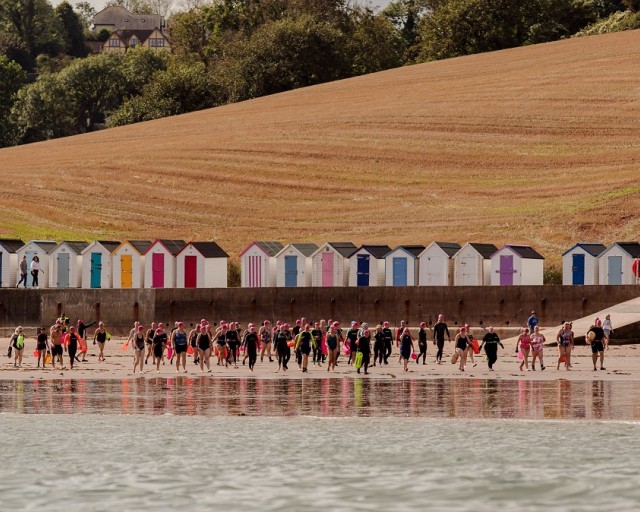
[1,337,638,381]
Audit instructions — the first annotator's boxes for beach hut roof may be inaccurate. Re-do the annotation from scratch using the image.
[0,239,25,253]
[241,241,284,258]
[613,242,640,258]
[327,242,358,258]
[187,241,229,259]
[98,241,121,253]
[358,245,393,259]
[561,243,607,257]
[392,245,426,258]
[55,241,90,255]
[126,240,152,254]
[432,242,461,257]
[497,245,545,260]
[468,243,499,259]
[287,243,319,257]
[26,240,58,253]
[148,239,187,256]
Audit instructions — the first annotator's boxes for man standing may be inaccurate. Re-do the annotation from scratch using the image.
[382,321,393,365]
[433,314,451,364]
[50,324,64,369]
[527,311,538,334]
[587,319,607,371]
[16,256,28,288]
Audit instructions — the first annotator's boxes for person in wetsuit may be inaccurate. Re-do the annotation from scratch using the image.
[76,319,96,362]
[311,322,323,366]
[417,322,428,365]
[244,324,259,372]
[66,326,81,370]
[145,322,156,365]
[381,321,393,364]
[295,324,313,373]
[399,328,414,372]
[433,315,451,364]
[226,322,240,369]
[479,326,504,371]
[153,327,168,374]
[357,329,371,375]
[36,327,48,368]
[373,324,384,367]
[214,323,229,368]
[345,322,359,365]
[275,323,292,372]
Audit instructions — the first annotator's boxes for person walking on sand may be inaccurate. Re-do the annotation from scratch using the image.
[479,326,504,371]
[93,322,108,362]
[145,322,156,365]
[214,323,229,368]
[30,256,43,288]
[311,322,323,367]
[152,327,168,374]
[244,324,259,372]
[259,320,273,363]
[16,255,28,288]
[556,322,574,371]
[587,319,607,371]
[345,322,359,365]
[132,325,146,374]
[517,328,532,371]
[382,321,393,365]
[196,325,212,373]
[295,324,313,373]
[453,327,469,372]
[357,329,372,375]
[275,323,292,372]
[530,325,546,371]
[8,326,25,367]
[395,320,407,363]
[50,324,64,369]
[36,327,48,368]
[188,323,200,366]
[373,324,385,367]
[66,326,81,370]
[226,321,240,369]
[417,322,428,365]
[326,323,340,372]
[172,322,189,373]
[399,327,415,372]
[76,319,95,362]
[433,315,451,364]
[603,314,614,344]
[464,323,477,368]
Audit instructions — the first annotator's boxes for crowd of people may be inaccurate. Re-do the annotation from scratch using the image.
[5,311,614,375]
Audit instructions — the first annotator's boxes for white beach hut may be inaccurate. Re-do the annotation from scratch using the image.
[418,242,460,286]
[490,245,544,286]
[598,242,640,285]
[112,240,151,289]
[453,243,498,286]
[16,240,57,288]
[143,239,186,289]
[0,239,24,288]
[562,243,607,286]
[348,245,391,287]
[49,241,89,288]
[310,242,357,287]
[275,243,318,287]
[176,241,229,288]
[81,241,120,289]
[385,245,424,287]
[240,241,284,288]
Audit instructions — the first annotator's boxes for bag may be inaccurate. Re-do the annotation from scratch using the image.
[7,346,11,358]
[517,350,524,360]
[353,351,363,369]
[167,346,173,359]
[451,352,459,364]
[187,345,194,355]
[33,349,40,358]
[45,352,51,365]
[472,338,480,354]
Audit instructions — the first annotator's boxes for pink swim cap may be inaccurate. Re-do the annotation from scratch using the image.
[420,322,426,328]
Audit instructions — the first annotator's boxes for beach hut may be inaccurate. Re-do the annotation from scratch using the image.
[275,243,318,287]
[0,239,24,288]
[418,242,460,286]
[562,243,607,285]
[453,243,498,286]
[80,241,120,289]
[385,245,425,286]
[240,241,284,288]
[490,245,544,286]
[176,242,229,288]
[16,240,57,288]
[112,240,151,289]
[310,242,357,287]
[598,242,640,285]
[348,245,391,287]
[144,239,186,289]
[49,241,89,288]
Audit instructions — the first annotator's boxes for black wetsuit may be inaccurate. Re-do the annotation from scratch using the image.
[346,329,358,364]
[311,329,323,364]
[382,328,393,364]
[153,332,168,359]
[226,330,239,364]
[245,332,259,370]
[275,331,291,369]
[433,322,450,363]
[482,332,501,369]
[418,328,428,363]
[357,335,371,374]
[373,331,385,366]
[67,332,79,365]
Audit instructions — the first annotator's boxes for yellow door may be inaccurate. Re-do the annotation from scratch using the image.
[121,255,133,288]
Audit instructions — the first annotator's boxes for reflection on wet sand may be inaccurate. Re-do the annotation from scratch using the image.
[1,378,638,420]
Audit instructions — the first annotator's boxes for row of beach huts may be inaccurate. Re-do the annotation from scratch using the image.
[0,239,637,289]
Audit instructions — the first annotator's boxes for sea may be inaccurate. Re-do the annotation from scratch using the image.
[1,378,639,511]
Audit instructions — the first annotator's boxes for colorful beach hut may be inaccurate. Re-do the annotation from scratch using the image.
[453,243,497,286]
[349,245,391,287]
[16,240,57,288]
[112,240,151,289]
[385,245,424,286]
[240,241,283,288]
[598,242,640,285]
[49,241,89,288]
[310,242,357,287]
[418,242,460,286]
[81,241,120,289]
[0,239,24,288]
[562,243,606,285]
[275,243,318,287]
[144,239,186,289]
[490,245,544,286]
[176,242,229,288]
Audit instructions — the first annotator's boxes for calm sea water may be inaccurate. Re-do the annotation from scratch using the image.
[1,378,640,511]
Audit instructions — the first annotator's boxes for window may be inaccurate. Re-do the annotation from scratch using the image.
[109,38,120,47]
[130,37,137,47]
[149,38,164,47]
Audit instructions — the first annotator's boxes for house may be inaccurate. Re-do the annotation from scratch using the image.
[418,242,460,286]
[310,242,357,287]
[453,243,498,286]
[49,241,89,288]
[562,243,607,286]
[102,28,170,53]
[112,240,151,289]
[176,242,229,288]
[490,245,545,286]
[0,239,24,288]
[92,6,165,32]
[385,245,424,286]
[144,240,186,289]
[275,243,318,287]
[240,242,284,288]
[16,240,57,288]
[81,241,120,289]
[598,242,640,285]
[348,245,392,287]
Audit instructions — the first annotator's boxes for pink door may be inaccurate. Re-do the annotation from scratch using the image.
[249,255,261,287]
[321,252,334,286]
[185,255,197,288]
[152,252,165,288]
[499,255,514,286]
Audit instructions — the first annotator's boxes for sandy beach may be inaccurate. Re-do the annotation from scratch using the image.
[1,336,638,382]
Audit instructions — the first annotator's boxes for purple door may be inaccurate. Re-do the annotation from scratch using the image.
[500,255,514,286]
[321,252,334,287]
[152,252,165,288]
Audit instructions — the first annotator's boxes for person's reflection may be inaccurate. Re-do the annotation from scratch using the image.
[591,380,605,420]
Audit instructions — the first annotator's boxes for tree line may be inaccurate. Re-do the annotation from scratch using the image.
[1,0,638,148]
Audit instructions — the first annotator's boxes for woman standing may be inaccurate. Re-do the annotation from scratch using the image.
[326,323,339,372]
[226,322,240,369]
[603,314,614,344]
[517,328,532,371]
[295,324,313,373]
[274,323,292,372]
[133,325,146,374]
[311,322,323,367]
[556,322,573,371]
[172,322,189,373]
[36,327,48,368]
[399,327,415,372]
[145,322,156,365]
[93,322,108,362]
[8,326,25,367]
[259,320,273,363]
[453,327,469,371]
[30,256,43,288]
[479,326,504,370]
[66,326,81,370]
[76,320,95,362]
[357,329,372,375]
[152,327,168,374]
[417,322,428,365]
[196,325,212,373]
[214,323,229,368]
[464,324,477,368]
[530,326,546,371]
[188,323,200,365]
[244,324,259,372]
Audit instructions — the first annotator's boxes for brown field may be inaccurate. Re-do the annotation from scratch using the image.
[1,31,640,264]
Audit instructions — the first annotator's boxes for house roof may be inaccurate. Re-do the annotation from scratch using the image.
[358,245,393,259]
[562,243,607,257]
[25,240,57,253]
[391,245,425,258]
[127,240,152,254]
[500,245,545,260]
[188,242,229,259]
[0,239,24,253]
[241,241,284,258]
[113,29,156,45]
[98,241,121,253]
[93,6,163,31]
[433,242,461,257]
[327,242,358,257]
[614,242,640,258]
[290,243,319,257]
[468,243,499,259]
[57,241,90,255]
[149,239,186,256]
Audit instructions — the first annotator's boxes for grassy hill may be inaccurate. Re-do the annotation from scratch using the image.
[1,30,640,265]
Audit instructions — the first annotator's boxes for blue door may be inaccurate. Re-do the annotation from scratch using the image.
[284,255,298,287]
[357,254,370,286]
[392,257,407,286]
[572,254,585,285]
[90,252,102,288]
[608,256,622,285]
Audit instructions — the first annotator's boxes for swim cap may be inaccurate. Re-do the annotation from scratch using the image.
[138,325,145,331]
[420,322,426,328]
[363,329,370,336]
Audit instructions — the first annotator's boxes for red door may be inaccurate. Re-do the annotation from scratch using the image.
[321,252,334,286]
[185,256,197,288]
[152,252,165,288]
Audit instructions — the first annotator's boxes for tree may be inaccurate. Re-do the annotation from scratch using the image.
[169,6,220,66]
[0,56,26,147]
[105,0,155,14]
[56,1,88,57]
[121,47,169,95]
[0,30,31,69]
[74,2,96,30]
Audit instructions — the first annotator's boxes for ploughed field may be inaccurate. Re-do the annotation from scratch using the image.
[1,31,639,264]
